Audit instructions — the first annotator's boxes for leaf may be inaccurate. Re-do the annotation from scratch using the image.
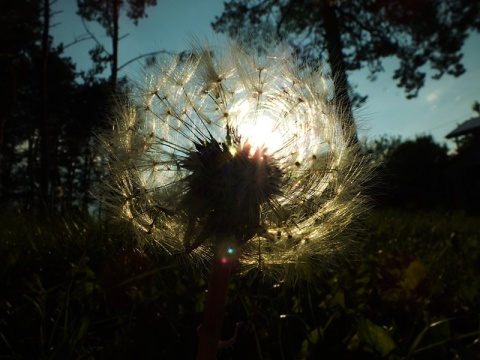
[401,260,427,292]
[330,288,345,310]
[299,327,320,359]
[357,317,396,357]
[410,317,456,354]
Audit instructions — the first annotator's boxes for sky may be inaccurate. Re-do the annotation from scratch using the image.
[52,0,480,149]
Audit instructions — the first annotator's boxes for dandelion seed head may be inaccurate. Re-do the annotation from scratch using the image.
[99,41,372,283]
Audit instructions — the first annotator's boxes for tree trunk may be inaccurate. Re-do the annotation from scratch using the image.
[321,0,357,142]
[111,0,120,91]
[0,63,16,204]
[39,0,51,209]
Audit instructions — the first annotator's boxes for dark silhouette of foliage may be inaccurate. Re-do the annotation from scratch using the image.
[1,210,479,358]
[77,0,157,89]
[0,1,112,212]
[213,0,480,135]
[473,100,480,116]
[78,0,157,28]
[370,135,449,208]
[0,0,42,185]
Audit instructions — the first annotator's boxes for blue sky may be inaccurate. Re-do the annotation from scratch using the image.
[52,0,480,148]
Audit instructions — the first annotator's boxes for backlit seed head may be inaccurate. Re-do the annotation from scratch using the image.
[98,42,372,283]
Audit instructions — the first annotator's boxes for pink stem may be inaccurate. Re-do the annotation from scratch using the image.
[196,246,237,360]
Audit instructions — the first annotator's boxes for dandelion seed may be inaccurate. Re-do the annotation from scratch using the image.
[98,41,372,359]
[99,41,371,283]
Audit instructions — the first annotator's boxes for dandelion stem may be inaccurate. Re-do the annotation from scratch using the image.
[196,247,237,360]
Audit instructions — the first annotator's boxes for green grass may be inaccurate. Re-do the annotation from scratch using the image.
[1,209,479,359]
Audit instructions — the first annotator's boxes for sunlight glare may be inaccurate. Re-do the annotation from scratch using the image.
[237,112,283,155]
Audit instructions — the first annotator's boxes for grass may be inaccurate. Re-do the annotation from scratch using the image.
[0,208,479,359]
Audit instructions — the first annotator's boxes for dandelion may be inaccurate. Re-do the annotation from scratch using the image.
[98,41,371,359]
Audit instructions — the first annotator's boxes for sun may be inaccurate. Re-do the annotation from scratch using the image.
[237,112,283,155]
[229,97,287,157]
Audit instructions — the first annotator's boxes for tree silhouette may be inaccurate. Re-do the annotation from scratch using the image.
[0,0,41,180]
[213,0,480,136]
[373,135,448,208]
[0,1,112,212]
[473,101,480,116]
[77,0,157,90]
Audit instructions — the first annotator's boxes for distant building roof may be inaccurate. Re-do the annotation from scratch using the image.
[446,116,480,139]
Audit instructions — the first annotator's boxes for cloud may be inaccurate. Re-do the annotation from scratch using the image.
[426,90,440,102]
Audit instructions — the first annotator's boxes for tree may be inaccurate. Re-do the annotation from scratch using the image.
[0,0,42,183]
[0,0,106,212]
[76,0,157,90]
[473,100,480,116]
[212,0,480,137]
[39,0,54,208]
[370,135,448,208]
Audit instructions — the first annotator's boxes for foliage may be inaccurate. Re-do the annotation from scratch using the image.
[0,2,114,212]
[473,101,480,116]
[1,209,479,359]
[77,0,158,30]
[368,135,449,208]
[213,0,480,99]
[76,0,158,86]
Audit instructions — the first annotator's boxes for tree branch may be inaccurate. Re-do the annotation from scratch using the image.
[81,19,112,56]
[117,50,177,72]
